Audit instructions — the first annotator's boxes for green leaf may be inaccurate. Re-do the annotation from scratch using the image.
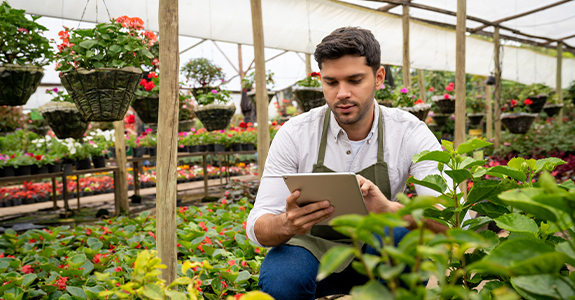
[487,166,527,182]
[460,157,487,170]
[377,263,406,280]
[317,246,354,281]
[330,214,365,227]
[534,157,566,173]
[412,150,451,164]
[456,139,492,154]
[66,286,86,299]
[556,241,575,267]
[447,228,485,245]
[441,140,454,153]
[90,242,103,251]
[494,213,539,233]
[559,179,575,191]
[79,39,97,49]
[86,237,99,247]
[141,49,153,58]
[69,254,86,265]
[512,274,575,298]
[349,280,394,300]
[142,283,164,300]
[510,252,571,275]
[109,44,122,53]
[165,290,187,300]
[462,216,492,231]
[499,188,558,222]
[406,174,447,194]
[235,271,251,283]
[445,169,472,185]
[21,274,36,287]
[471,201,510,219]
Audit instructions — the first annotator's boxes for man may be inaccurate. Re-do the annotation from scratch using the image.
[247,27,447,299]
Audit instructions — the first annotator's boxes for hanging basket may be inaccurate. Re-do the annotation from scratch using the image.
[0,64,44,106]
[292,86,325,112]
[431,95,456,114]
[132,95,160,124]
[247,91,276,108]
[431,113,450,128]
[376,99,393,108]
[501,112,538,134]
[39,101,89,139]
[178,120,196,132]
[467,113,485,126]
[191,86,220,98]
[193,104,236,131]
[543,104,563,117]
[59,67,143,122]
[526,94,548,113]
[399,104,432,122]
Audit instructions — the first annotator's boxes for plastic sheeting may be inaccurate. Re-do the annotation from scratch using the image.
[10,0,575,88]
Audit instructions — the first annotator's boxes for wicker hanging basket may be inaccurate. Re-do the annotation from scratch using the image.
[543,104,563,117]
[0,64,44,106]
[431,95,456,114]
[501,112,538,134]
[39,101,89,139]
[526,94,548,113]
[193,104,236,131]
[467,113,485,126]
[59,67,143,122]
[431,113,451,128]
[293,86,325,112]
[399,104,432,122]
[132,95,160,124]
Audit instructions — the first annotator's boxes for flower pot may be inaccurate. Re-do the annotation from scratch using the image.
[178,120,196,133]
[59,67,143,122]
[468,128,483,138]
[49,162,63,173]
[213,144,225,153]
[15,165,32,176]
[92,156,106,168]
[399,104,432,122]
[467,113,485,126]
[132,95,160,124]
[431,95,456,114]
[501,112,538,134]
[232,144,242,152]
[186,145,199,153]
[148,147,157,157]
[199,145,208,152]
[76,158,92,170]
[376,99,393,108]
[543,104,563,117]
[292,86,325,112]
[193,104,236,131]
[31,165,49,175]
[526,94,548,113]
[132,147,147,157]
[247,91,276,108]
[431,113,450,128]
[0,166,15,178]
[242,143,255,151]
[0,64,44,106]
[39,101,88,139]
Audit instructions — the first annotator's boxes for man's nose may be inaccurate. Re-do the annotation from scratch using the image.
[336,83,352,100]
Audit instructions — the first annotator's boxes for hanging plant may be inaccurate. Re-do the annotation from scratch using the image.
[0,1,54,106]
[181,58,226,98]
[39,88,89,139]
[193,89,235,131]
[293,72,325,112]
[55,16,157,121]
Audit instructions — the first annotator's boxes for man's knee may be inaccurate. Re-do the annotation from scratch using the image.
[259,245,318,300]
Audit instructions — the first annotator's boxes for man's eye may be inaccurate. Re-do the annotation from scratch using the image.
[325,81,336,85]
[350,79,362,83]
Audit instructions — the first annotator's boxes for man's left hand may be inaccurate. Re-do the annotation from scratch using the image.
[356,174,400,214]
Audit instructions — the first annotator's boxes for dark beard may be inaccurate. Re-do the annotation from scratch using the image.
[330,83,376,125]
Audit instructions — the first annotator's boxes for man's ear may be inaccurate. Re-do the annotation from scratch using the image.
[375,66,385,89]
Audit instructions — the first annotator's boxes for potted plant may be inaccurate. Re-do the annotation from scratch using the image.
[182,131,199,153]
[518,83,552,113]
[374,83,393,107]
[465,96,486,126]
[13,152,36,176]
[394,87,431,121]
[239,128,257,151]
[65,140,92,170]
[181,58,225,98]
[85,140,107,168]
[30,153,52,174]
[55,16,157,121]
[193,89,235,132]
[430,81,455,114]
[243,70,276,108]
[542,94,564,117]
[0,153,15,177]
[208,131,226,152]
[500,98,538,134]
[132,72,160,124]
[39,88,89,139]
[0,106,24,133]
[293,72,325,112]
[0,2,53,106]
[125,133,146,157]
[138,129,157,156]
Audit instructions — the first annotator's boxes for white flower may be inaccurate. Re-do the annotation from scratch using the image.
[70,148,76,154]
[36,143,42,147]
[90,132,96,136]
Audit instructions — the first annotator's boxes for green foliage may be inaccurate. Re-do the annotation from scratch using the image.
[241,70,274,90]
[393,87,422,107]
[374,83,393,102]
[296,72,321,87]
[0,1,53,66]
[466,96,485,114]
[196,89,231,106]
[45,87,73,103]
[181,58,225,88]
[518,83,553,99]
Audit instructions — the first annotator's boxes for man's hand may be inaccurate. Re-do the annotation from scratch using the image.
[357,174,400,214]
[284,190,335,235]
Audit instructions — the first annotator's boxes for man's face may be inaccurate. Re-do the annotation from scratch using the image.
[320,55,385,127]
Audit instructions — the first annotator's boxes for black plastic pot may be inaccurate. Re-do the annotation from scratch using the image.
[232,144,242,152]
[292,87,325,112]
[213,144,225,152]
[40,102,89,139]
[0,166,15,177]
[133,147,147,157]
[132,95,160,124]
[15,165,32,176]
[526,95,548,113]
[178,146,187,153]
[107,147,116,158]
[501,113,537,134]
[193,105,236,131]
[92,156,106,168]
[186,145,199,153]
[0,64,44,106]
[148,147,157,157]
[49,162,62,173]
[242,143,255,151]
[199,145,208,152]
[31,165,49,175]
[59,67,143,122]
[76,158,92,170]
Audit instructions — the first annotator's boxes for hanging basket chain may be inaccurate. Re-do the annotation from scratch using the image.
[77,0,91,29]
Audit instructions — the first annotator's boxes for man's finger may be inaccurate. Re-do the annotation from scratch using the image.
[285,190,301,209]
[359,179,372,196]
[301,207,335,228]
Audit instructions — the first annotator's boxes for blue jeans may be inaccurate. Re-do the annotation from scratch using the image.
[259,227,410,300]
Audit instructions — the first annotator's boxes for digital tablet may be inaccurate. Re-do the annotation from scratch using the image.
[282,172,368,225]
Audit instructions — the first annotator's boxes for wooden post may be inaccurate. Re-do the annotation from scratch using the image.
[402,4,411,89]
[113,121,129,213]
[454,0,466,148]
[485,85,493,140]
[238,44,244,82]
[52,177,57,209]
[417,69,426,101]
[76,175,81,211]
[305,53,312,75]
[557,41,563,124]
[493,27,502,149]
[133,161,140,196]
[157,0,179,284]
[250,0,270,180]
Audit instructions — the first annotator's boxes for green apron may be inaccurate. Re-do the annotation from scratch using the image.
[285,106,392,273]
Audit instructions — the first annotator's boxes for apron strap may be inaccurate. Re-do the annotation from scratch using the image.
[377,107,385,163]
[316,107,331,166]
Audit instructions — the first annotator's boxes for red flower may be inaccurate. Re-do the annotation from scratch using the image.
[115,267,123,272]
[511,99,518,107]
[125,115,136,124]
[86,228,92,235]
[239,122,247,129]
[271,120,278,126]
[428,87,435,92]
[22,265,34,274]
[443,93,450,100]
[234,294,244,300]
[58,30,69,40]
[199,222,208,231]
[414,99,424,105]
[148,231,156,239]
[17,28,28,33]
[310,72,321,77]
[221,281,228,288]
[445,85,454,92]
[241,260,247,268]
[524,99,533,105]
[228,260,236,266]
[148,72,158,79]
[56,276,68,290]
[140,79,148,86]
[247,122,253,127]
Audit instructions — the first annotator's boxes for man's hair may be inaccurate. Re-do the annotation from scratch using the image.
[314,27,381,75]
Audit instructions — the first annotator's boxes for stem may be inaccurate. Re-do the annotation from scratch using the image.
[353,238,375,281]
[412,226,425,273]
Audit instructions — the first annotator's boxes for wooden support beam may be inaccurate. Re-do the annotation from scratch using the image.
[485,85,493,140]
[542,34,575,46]
[471,0,573,32]
[493,27,502,149]
[246,58,255,73]
[305,53,312,75]
[238,44,244,82]
[157,0,179,284]
[402,4,411,89]
[179,39,206,55]
[417,69,426,101]
[250,0,270,180]
[213,40,239,74]
[377,4,400,12]
[557,41,564,124]
[296,53,306,63]
[454,0,466,148]
[112,121,128,214]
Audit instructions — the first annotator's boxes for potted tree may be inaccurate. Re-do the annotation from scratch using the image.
[374,83,393,107]
[181,58,225,98]
[0,2,53,107]
[39,88,89,139]
[193,89,235,132]
[243,70,276,108]
[500,98,538,134]
[394,87,431,121]
[430,82,456,114]
[293,72,325,112]
[518,83,552,113]
[466,96,486,126]
[55,16,156,122]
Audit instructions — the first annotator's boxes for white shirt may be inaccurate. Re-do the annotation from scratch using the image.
[247,100,444,247]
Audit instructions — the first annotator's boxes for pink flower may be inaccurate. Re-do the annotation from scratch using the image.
[443,93,450,100]
[445,85,454,92]
[211,90,218,94]
[504,142,511,146]
[380,84,385,90]
[53,87,58,92]
[17,28,28,33]
[400,88,409,94]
